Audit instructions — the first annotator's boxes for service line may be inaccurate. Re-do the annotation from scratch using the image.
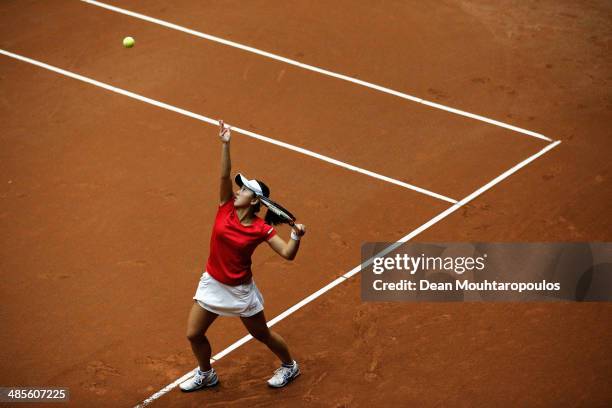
[81,0,553,143]
[134,139,561,407]
[0,49,457,204]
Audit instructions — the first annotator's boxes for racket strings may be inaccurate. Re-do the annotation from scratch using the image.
[260,197,296,224]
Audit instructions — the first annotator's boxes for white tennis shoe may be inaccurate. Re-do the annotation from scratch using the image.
[267,360,300,388]
[179,367,219,392]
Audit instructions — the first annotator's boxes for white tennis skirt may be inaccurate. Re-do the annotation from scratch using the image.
[193,271,264,317]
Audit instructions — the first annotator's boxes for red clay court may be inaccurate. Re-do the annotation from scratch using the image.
[1,1,611,406]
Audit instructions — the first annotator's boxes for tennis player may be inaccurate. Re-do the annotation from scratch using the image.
[180,120,306,392]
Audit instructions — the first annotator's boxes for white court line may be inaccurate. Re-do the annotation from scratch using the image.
[134,140,561,407]
[81,0,553,143]
[0,49,457,204]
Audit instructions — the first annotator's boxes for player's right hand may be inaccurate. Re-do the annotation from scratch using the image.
[292,224,306,237]
[219,120,231,143]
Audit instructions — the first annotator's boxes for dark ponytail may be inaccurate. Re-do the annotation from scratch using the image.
[264,209,285,226]
[254,179,283,225]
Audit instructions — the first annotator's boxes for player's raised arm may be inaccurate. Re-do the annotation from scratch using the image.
[218,120,232,205]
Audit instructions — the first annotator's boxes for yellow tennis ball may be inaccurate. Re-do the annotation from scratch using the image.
[123,36,135,48]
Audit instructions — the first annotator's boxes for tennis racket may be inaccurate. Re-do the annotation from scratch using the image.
[259,196,297,225]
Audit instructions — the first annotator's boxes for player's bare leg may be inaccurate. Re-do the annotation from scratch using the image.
[240,310,292,364]
[186,302,218,371]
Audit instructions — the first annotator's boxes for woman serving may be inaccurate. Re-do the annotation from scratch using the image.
[180,121,306,392]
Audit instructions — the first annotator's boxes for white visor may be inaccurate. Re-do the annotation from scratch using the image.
[235,173,264,197]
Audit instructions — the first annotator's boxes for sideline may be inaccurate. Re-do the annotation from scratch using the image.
[82,0,553,143]
[0,49,458,204]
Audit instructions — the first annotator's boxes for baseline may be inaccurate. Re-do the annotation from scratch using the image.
[134,140,561,407]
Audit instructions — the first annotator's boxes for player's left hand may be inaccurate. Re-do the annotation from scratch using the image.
[218,120,231,143]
